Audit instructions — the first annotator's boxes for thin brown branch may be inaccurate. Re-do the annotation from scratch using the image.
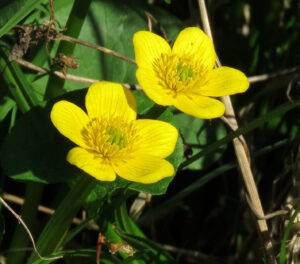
[3,193,99,231]
[55,34,136,65]
[248,65,300,84]
[48,0,55,22]
[163,244,221,264]
[0,196,63,261]
[198,1,276,263]
[14,58,141,90]
[145,12,168,40]
[15,58,98,84]
[245,194,288,220]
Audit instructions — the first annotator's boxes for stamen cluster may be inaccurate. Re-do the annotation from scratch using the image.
[81,116,138,160]
[153,53,205,96]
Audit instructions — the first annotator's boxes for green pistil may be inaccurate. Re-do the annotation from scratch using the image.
[176,63,195,81]
[106,127,127,149]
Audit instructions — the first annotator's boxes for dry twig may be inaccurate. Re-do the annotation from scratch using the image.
[248,65,300,84]
[197,1,277,263]
[14,58,142,90]
[3,193,99,231]
[145,12,168,40]
[54,34,136,65]
[245,194,288,220]
[0,196,62,261]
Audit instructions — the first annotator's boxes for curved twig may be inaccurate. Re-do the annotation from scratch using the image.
[0,196,63,261]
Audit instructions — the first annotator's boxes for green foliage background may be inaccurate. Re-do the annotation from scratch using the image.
[0,0,299,263]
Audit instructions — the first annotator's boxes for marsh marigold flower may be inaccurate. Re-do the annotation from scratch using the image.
[50,82,178,184]
[133,27,249,119]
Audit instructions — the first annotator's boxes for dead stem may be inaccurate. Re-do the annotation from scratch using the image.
[14,58,142,90]
[54,34,136,65]
[2,193,99,231]
[197,0,277,263]
[145,12,168,40]
[0,196,63,261]
[15,58,98,84]
[248,65,300,83]
[245,194,288,220]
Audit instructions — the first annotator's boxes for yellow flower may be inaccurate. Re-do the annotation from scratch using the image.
[133,27,249,119]
[50,82,178,184]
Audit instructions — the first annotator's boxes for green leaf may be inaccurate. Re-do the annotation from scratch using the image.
[1,104,79,184]
[0,97,15,121]
[27,0,184,99]
[0,0,45,38]
[174,113,227,170]
[27,176,95,263]
[115,203,145,238]
[133,90,155,116]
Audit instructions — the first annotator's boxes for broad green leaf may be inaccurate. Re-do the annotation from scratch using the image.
[133,90,155,116]
[21,0,184,100]
[1,104,79,184]
[0,97,15,121]
[174,113,227,170]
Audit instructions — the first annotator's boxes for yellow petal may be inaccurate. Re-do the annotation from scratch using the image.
[112,154,174,184]
[172,27,216,71]
[174,93,225,119]
[67,147,116,181]
[132,119,178,158]
[196,67,249,97]
[133,31,171,69]
[136,68,175,106]
[86,81,137,121]
[50,100,89,148]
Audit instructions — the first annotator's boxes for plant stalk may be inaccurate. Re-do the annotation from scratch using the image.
[197,1,277,263]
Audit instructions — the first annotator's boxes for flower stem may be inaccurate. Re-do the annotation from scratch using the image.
[197,1,277,263]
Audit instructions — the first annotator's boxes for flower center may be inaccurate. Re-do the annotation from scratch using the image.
[106,127,127,149]
[153,53,204,96]
[81,116,137,159]
[176,63,195,82]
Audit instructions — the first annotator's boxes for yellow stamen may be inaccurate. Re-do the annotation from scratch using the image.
[81,117,138,159]
[153,53,205,96]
